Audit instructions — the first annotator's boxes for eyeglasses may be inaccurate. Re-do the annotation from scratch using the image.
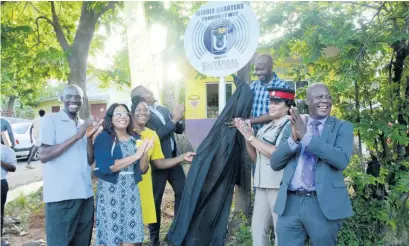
[112,111,130,118]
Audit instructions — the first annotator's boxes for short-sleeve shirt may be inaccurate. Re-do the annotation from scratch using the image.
[250,73,289,132]
[32,117,42,140]
[39,110,93,203]
[137,128,165,224]
[254,116,290,189]
[1,144,17,180]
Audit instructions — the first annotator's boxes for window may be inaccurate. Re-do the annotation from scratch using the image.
[52,106,60,113]
[285,80,309,91]
[206,83,233,118]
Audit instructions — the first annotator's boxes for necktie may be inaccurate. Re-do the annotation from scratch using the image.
[302,121,321,188]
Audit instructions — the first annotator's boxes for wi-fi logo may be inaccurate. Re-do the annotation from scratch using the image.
[190,22,207,60]
[203,20,237,56]
[232,13,250,54]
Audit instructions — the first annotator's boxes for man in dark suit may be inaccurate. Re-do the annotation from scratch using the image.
[131,86,185,246]
[270,83,354,246]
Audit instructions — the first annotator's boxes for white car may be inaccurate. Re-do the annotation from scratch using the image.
[11,122,39,160]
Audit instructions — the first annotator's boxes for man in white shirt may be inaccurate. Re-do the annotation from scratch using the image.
[1,143,17,246]
[39,85,100,245]
[26,109,46,169]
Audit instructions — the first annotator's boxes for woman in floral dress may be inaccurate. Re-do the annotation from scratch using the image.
[93,103,153,246]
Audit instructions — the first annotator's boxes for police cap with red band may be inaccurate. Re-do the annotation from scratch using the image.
[267,87,295,101]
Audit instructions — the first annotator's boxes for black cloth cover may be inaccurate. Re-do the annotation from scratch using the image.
[166,76,253,246]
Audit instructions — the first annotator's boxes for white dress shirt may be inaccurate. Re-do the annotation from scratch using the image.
[149,103,175,151]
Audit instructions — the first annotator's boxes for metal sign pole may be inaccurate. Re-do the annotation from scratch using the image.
[218,76,226,115]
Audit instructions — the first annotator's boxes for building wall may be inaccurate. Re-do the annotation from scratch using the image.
[36,99,62,115]
[183,59,312,149]
[36,99,108,119]
[185,75,237,120]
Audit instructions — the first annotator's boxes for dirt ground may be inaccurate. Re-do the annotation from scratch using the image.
[4,176,179,246]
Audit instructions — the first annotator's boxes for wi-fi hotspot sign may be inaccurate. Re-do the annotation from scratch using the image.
[184,2,260,77]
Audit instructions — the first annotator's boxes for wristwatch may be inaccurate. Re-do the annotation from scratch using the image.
[247,135,255,142]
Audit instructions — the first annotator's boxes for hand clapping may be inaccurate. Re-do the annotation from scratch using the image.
[78,119,104,140]
[289,107,307,141]
[234,118,254,139]
[135,138,154,159]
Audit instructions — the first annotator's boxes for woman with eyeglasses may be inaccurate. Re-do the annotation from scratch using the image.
[130,96,195,227]
[93,103,153,246]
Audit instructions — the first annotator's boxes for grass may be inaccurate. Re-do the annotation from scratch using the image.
[226,215,253,246]
[5,187,44,231]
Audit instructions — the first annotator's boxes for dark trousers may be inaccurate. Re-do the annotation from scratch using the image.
[148,164,186,245]
[45,197,94,246]
[27,145,39,164]
[1,179,9,236]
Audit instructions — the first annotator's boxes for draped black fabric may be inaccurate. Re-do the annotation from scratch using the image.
[166,76,253,246]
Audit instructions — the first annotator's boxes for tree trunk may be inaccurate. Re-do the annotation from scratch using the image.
[354,80,365,172]
[7,96,16,117]
[234,59,253,216]
[49,2,115,120]
[405,75,409,155]
[68,52,91,120]
[67,4,99,120]
[392,41,409,159]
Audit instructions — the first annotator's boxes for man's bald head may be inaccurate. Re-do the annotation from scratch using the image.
[63,84,84,97]
[255,54,273,67]
[131,85,156,105]
[306,82,332,119]
[306,83,329,98]
[254,54,274,84]
[131,86,147,98]
[60,84,84,115]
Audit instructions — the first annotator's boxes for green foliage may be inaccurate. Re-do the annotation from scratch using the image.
[339,155,409,245]
[1,1,120,117]
[144,1,204,56]
[226,212,253,246]
[256,1,409,243]
[5,188,44,231]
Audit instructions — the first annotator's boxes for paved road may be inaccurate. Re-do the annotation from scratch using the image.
[7,159,43,190]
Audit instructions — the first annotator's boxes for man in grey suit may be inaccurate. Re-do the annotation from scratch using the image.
[270,83,354,246]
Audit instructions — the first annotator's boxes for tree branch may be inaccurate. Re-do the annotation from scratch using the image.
[50,1,70,52]
[342,1,379,10]
[370,2,386,24]
[35,16,52,47]
[96,1,117,19]
[29,2,51,22]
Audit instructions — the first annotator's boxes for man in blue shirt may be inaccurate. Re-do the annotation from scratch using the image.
[228,54,289,132]
[228,54,290,189]
[248,54,290,132]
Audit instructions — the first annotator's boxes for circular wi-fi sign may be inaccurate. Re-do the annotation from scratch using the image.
[184,2,260,77]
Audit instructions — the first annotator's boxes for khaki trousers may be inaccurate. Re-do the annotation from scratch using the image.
[252,187,279,246]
